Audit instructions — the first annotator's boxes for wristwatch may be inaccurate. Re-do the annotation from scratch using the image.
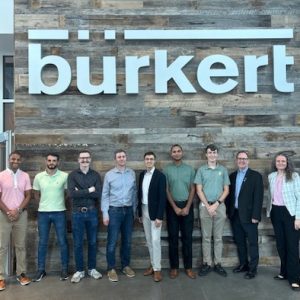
[217,200,222,205]
[18,208,23,214]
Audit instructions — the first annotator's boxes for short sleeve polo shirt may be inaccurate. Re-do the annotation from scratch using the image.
[33,169,68,212]
[164,162,195,202]
[194,164,230,202]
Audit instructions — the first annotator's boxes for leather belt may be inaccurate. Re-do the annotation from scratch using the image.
[76,206,95,213]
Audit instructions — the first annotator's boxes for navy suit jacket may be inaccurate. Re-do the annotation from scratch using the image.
[227,168,264,223]
[137,169,167,220]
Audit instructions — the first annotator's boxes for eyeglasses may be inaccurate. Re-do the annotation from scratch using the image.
[237,158,248,161]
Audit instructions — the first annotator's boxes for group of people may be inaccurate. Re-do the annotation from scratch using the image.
[0,144,299,292]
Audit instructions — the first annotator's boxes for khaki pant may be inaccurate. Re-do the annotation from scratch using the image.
[0,210,28,279]
[142,204,162,271]
[199,203,226,265]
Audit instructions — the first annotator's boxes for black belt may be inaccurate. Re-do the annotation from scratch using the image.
[207,202,216,205]
[109,205,133,209]
[174,200,188,203]
[76,206,96,213]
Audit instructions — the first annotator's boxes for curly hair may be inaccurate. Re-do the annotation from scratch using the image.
[271,151,295,181]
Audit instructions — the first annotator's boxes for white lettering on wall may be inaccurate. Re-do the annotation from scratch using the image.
[77,57,117,95]
[244,55,268,92]
[197,55,239,94]
[273,45,294,92]
[28,44,71,95]
[28,29,295,95]
[155,50,196,93]
[125,56,150,94]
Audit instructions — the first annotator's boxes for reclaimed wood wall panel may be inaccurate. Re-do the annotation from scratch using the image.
[14,0,300,270]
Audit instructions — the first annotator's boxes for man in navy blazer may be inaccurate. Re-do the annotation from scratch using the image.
[138,151,166,282]
[226,150,264,279]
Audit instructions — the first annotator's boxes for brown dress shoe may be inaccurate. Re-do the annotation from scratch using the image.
[0,279,6,291]
[153,271,162,282]
[185,269,196,279]
[143,267,154,276]
[169,269,178,279]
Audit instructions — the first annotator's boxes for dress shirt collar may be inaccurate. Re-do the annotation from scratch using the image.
[145,167,155,175]
[238,167,248,175]
[6,168,20,175]
[6,168,21,188]
[112,167,130,173]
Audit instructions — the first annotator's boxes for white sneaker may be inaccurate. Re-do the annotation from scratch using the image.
[71,271,85,283]
[88,269,102,279]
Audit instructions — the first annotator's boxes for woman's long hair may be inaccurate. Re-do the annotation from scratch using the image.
[271,152,295,181]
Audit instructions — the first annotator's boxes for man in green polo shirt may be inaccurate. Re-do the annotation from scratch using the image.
[164,144,196,280]
[33,153,69,282]
[194,144,230,277]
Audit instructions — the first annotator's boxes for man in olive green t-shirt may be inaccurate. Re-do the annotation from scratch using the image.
[194,144,230,278]
[33,153,69,282]
[164,144,196,280]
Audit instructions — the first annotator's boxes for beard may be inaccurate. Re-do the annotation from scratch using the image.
[47,164,57,170]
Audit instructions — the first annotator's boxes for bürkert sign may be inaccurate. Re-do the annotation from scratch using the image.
[28,28,295,95]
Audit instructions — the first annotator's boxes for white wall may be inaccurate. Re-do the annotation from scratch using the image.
[0,1,14,34]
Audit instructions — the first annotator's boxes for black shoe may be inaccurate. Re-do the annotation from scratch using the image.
[244,271,257,279]
[60,270,69,281]
[198,263,212,276]
[233,264,249,273]
[214,264,227,277]
[34,270,46,282]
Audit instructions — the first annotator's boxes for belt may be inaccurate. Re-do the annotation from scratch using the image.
[76,206,96,213]
[207,202,216,205]
[174,200,188,203]
[109,205,132,208]
[1,208,27,213]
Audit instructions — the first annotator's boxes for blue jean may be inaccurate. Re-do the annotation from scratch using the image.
[38,211,69,271]
[106,206,134,270]
[72,209,98,271]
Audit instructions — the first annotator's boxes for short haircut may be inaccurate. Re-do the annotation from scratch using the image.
[170,144,183,152]
[78,150,91,157]
[205,144,218,153]
[9,151,22,158]
[235,150,249,159]
[114,149,126,159]
[144,151,156,159]
[46,152,60,160]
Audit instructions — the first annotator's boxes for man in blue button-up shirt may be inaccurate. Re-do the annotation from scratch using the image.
[101,149,137,282]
